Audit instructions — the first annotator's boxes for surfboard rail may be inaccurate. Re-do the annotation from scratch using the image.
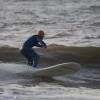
[31,62,81,77]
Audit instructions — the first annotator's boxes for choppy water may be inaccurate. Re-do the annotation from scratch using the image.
[0,0,100,100]
[0,0,100,47]
[0,62,100,100]
[0,46,100,100]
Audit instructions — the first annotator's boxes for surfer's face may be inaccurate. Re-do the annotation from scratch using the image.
[38,30,45,40]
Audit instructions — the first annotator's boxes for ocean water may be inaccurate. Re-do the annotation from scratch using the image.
[0,62,100,100]
[0,46,100,100]
[0,0,100,47]
[0,0,100,100]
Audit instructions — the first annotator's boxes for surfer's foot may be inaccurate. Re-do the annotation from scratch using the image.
[27,61,33,66]
[32,65,37,68]
[28,62,37,68]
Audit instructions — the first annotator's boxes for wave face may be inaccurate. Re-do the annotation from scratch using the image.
[0,45,100,68]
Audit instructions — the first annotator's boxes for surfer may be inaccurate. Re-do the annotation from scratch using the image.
[20,30,47,67]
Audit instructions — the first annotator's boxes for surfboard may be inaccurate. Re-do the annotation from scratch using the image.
[31,62,81,77]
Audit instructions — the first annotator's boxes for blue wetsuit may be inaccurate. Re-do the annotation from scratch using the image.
[21,35,47,67]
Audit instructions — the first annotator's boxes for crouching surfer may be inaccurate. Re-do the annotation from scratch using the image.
[20,30,47,67]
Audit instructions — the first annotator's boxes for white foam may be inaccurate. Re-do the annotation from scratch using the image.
[0,83,100,100]
[0,63,34,73]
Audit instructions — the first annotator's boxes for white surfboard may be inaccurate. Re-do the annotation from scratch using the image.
[31,62,81,77]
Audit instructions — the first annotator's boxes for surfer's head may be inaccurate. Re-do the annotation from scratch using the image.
[38,30,45,40]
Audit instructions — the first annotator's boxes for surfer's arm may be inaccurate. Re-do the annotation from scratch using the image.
[36,38,47,48]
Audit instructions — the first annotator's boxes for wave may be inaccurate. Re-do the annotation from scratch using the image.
[90,22,100,27]
[89,5,100,11]
[0,44,100,68]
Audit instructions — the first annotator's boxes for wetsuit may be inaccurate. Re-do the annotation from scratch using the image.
[20,35,47,67]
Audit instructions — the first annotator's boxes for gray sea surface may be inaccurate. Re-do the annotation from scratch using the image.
[0,63,100,100]
[0,0,100,47]
[0,0,100,100]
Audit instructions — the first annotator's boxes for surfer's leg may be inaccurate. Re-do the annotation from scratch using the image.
[26,49,39,67]
[32,52,39,67]
[20,49,29,59]
[20,48,32,65]
[20,48,39,67]
[28,49,39,67]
